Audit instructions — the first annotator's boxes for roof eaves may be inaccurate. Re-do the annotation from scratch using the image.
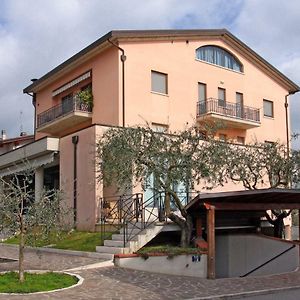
[23,29,300,94]
[222,31,300,93]
[23,29,227,94]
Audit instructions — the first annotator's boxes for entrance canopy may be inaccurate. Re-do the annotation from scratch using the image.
[186,189,300,212]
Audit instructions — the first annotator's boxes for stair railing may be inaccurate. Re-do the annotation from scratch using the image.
[99,191,193,248]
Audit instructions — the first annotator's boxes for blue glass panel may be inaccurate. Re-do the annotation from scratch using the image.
[196,46,242,72]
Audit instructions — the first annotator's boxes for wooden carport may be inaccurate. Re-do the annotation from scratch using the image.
[186,189,300,279]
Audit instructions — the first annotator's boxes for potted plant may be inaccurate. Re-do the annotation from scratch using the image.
[76,87,93,111]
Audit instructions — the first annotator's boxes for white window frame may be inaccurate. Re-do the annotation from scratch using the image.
[151,70,168,95]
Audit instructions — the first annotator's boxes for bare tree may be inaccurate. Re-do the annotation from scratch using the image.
[96,125,225,247]
[0,168,72,282]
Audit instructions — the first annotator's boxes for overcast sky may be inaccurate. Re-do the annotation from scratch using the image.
[0,0,299,146]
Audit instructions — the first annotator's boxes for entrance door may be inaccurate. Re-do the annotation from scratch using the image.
[144,173,161,207]
[171,181,189,209]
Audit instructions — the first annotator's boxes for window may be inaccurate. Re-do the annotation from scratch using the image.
[237,136,245,144]
[151,71,168,94]
[196,46,243,72]
[198,83,207,102]
[218,88,226,107]
[236,92,244,118]
[219,134,227,142]
[151,123,168,133]
[263,99,274,117]
[198,83,207,114]
[62,93,73,114]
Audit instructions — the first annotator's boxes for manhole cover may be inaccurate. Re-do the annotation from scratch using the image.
[0,257,17,263]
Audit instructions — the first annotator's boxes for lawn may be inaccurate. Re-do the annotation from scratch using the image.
[0,272,78,293]
[3,231,113,252]
[137,244,204,256]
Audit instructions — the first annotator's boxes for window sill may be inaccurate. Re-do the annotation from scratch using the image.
[263,115,274,120]
[195,58,244,75]
[151,91,169,97]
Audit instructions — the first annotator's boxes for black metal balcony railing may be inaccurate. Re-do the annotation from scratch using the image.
[197,98,260,123]
[37,96,92,128]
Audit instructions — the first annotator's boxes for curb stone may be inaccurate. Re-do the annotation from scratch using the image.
[187,284,300,299]
[1,243,108,259]
[0,270,84,295]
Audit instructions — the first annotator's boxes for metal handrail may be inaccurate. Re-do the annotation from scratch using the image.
[240,244,296,277]
[197,97,260,123]
[37,95,92,128]
[99,191,192,248]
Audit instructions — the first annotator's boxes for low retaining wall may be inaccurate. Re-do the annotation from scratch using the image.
[114,253,207,278]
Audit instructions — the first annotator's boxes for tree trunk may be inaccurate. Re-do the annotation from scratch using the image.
[168,212,193,248]
[180,215,193,247]
[164,192,171,216]
[19,218,25,282]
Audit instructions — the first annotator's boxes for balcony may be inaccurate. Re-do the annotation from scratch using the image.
[37,96,92,134]
[196,98,260,129]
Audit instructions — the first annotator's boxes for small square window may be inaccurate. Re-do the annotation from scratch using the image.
[263,99,274,118]
[151,71,168,94]
[151,123,168,133]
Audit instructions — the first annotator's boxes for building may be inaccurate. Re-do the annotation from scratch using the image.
[0,29,298,236]
[0,130,34,156]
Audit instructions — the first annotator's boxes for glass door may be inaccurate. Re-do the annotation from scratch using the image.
[236,92,244,118]
[218,88,226,107]
[198,83,207,114]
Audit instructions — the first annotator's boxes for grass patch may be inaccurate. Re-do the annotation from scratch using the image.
[137,244,203,256]
[3,231,113,252]
[0,272,78,293]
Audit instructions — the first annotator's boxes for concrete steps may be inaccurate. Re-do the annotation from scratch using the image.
[93,252,115,260]
[96,245,129,255]
[96,222,166,256]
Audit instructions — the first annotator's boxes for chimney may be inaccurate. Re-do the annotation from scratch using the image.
[1,130,7,140]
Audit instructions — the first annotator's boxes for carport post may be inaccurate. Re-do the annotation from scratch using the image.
[205,203,215,279]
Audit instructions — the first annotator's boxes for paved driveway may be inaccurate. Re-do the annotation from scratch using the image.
[1,244,300,299]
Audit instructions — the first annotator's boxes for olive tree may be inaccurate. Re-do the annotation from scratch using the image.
[0,168,72,282]
[96,125,225,247]
[222,141,300,189]
[222,141,300,238]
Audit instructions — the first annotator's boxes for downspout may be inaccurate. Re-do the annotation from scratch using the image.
[25,78,37,139]
[72,135,79,226]
[24,92,36,136]
[108,39,127,127]
[24,79,38,139]
[31,93,37,138]
[284,91,297,157]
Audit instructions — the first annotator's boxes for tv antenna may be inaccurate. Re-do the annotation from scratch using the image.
[20,110,23,134]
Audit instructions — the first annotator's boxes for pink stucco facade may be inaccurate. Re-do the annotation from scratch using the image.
[20,30,298,230]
